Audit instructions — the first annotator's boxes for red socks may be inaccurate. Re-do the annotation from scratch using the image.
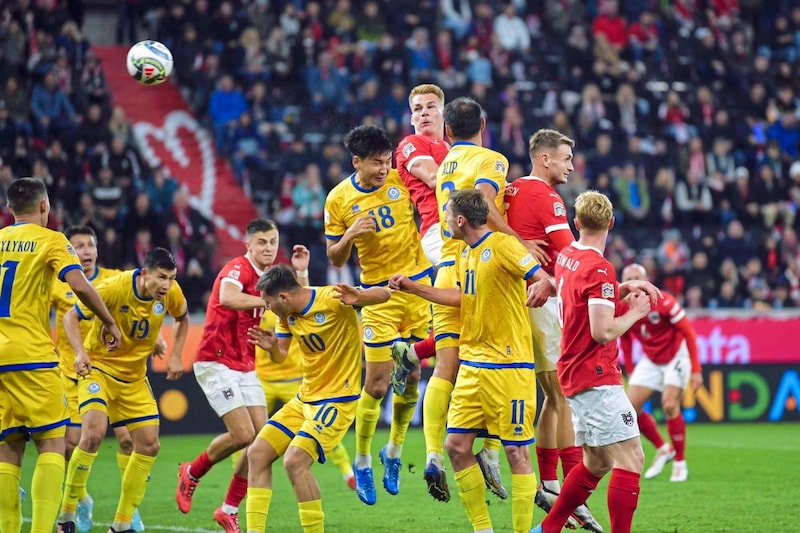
[536,446,559,482]
[224,474,248,507]
[666,414,686,461]
[607,468,640,533]
[413,335,436,361]
[541,462,601,533]
[189,450,215,480]
[638,411,666,449]
[559,446,583,479]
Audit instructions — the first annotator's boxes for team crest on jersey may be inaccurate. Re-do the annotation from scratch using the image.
[553,202,566,217]
[351,205,360,214]
[648,311,661,324]
[387,186,400,200]
[288,316,296,325]
[120,305,129,313]
[66,291,74,298]
[227,269,240,280]
[402,142,416,158]
[601,283,614,299]
[87,382,101,394]
[314,312,326,324]
[153,301,165,315]
[494,160,506,173]
[621,411,635,426]
[66,244,77,256]
[364,326,374,340]
[481,248,492,262]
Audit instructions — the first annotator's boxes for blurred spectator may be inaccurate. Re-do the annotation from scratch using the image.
[208,74,248,152]
[493,2,530,54]
[122,191,166,249]
[30,70,79,141]
[674,168,713,229]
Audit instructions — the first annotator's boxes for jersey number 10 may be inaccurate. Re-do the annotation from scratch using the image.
[0,260,20,317]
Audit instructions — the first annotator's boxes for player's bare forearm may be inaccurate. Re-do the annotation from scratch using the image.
[166,315,190,380]
[270,336,291,364]
[220,281,266,310]
[620,280,662,304]
[411,159,438,188]
[405,282,460,307]
[590,306,647,345]
[65,269,116,327]
[349,286,392,306]
[63,308,87,362]
[326,235,355,267]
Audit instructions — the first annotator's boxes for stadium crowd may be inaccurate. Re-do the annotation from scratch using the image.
[2,0,800,311]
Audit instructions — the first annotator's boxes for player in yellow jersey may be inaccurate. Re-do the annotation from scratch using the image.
[255,310,356,489]
[51,225,150,533]
[324,125,433,505]
[391,97,547,502]
[245,265,391,533]
[58,248,188,533]
[390,189,552,533]
[0,177,121,533]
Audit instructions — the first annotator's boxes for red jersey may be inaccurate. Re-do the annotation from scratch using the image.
[395,134,450,235]
[505,176,574,275]
[194,256,264,372]
[619,291,701,372]
[555,243,622,396]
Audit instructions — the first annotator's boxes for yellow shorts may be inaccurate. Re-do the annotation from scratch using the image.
[62,373,82,427]
[432,262,460,351]
[79,371,159,431]
[260,377,301,415]
[361,275,432,363]
[256,396,357,464]
[0,366,67,442]
[447,362,536,445]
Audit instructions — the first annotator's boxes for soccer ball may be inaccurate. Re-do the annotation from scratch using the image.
[126,40,174,85]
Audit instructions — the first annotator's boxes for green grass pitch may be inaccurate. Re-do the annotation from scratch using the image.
[19,424,800,532]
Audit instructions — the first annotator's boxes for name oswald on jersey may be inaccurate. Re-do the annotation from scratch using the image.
[556,253,580,272]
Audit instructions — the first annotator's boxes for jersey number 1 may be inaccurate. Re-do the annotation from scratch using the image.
[0,260,20,317]
[368,206,395,232]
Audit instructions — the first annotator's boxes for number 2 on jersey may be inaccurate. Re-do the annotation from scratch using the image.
[0,260,19,317]
[368,205,395,232]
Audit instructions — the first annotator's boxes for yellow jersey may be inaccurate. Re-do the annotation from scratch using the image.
[255,310,303,383]
[324,169,432,286]
[456,232,540,365]
[436,142,509,265]
[0,222,82,369]
[52,265,119,378]
[76,269,188,381]
[275,286,361,403]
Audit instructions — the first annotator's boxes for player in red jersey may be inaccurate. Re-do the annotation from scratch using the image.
[176,219,309,532]
[392,84,450,368]
[619,264,703,483]
[532,191,659,533]
[505,129,600,532]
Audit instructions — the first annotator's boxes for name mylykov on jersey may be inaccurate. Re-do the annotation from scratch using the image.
[0,240,38,253]
[556,253,580,272]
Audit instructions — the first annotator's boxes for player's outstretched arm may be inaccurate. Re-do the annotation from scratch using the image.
[333,284,392,306]
[166,314,190,381]
[64,268,121,349]
[526,269,555,308]
[389,274,460,306]
[220,279,267,311]
[291,244,311,285]
[64,306,91,376]
[589,291,651,345]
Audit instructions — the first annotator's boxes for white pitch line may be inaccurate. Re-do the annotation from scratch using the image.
[22,518,219,533]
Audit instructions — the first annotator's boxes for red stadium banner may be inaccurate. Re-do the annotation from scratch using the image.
[625,316,800,366]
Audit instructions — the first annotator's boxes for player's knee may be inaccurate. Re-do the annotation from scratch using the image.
[116,437,134,455]
[137,438,160,456]
[231,426,257,449]
[504,445,531,471]
[283,454,308,480]
[363,378,388,399]
[78,430,105,453]
[662,398,681,418]
[444,434,470,460]
[247,439,272,469]
[406,365,421,385]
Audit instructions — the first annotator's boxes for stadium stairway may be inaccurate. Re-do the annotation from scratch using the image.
[94,45,256,263]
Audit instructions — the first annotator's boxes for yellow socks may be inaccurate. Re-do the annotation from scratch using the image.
[355,390,381,457]
[328,443,353,478]
[423,377,453,456]
[113,453,155,525]
[511,472,537,533]
[298,499,325,533]
[482,437,502,454]
[62,447,97,514]
[0,462,21,533]
[246,487,273,533]
[454,463,491,531]
[32,452,66,533]
[116,451,130,480]
[389,381,419,449]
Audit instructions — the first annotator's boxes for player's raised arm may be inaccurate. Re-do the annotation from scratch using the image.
[219,277,267,310]
[63,268,121,349]
[291,244,311,284]
[247,326,290,364]
[325,215,376,267]
[332,284,392,306]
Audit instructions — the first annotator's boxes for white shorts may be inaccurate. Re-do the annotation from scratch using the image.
[629,341,691,392]
[529,296,561,373]
[568,385,639,447]
[193,361,267,417]
[422,223,443,267]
